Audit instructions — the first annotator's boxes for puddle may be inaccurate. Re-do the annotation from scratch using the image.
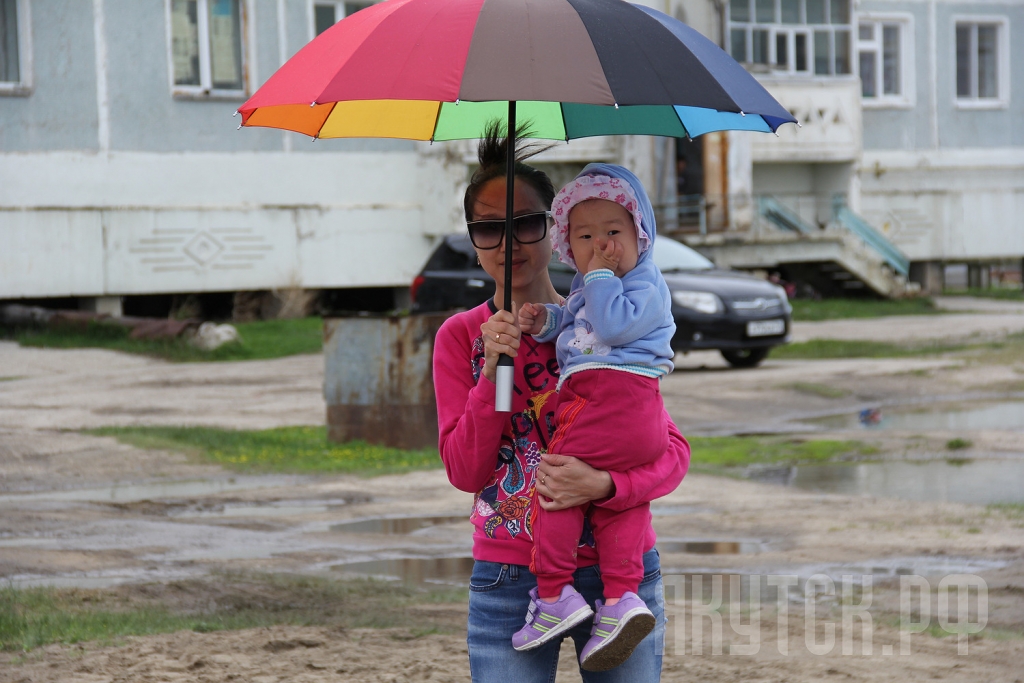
[329,515,468,535]
[742,459,1024,505]
[807,400,1024,432]
[332,557,475,586]
[0,475,311,506]
[657,539,764,555]
[177,498,367,519]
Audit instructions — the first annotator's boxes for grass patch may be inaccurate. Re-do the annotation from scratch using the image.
[4,318,323,362]
[0,376,23,382]
[771,339,967,360]
[946,438,973,451]
[87,425,441,476]
[782,382,851,399]
[943,288,1024,301]
[687,435,876,470]
[1,573,467,652]
[988,503,1024,518]
[789,297,940,321]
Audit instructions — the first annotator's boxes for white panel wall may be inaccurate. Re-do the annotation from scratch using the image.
[102,210,300,294]
[0,211,106,297]
[859,149,1024,261]
[0,149,467,298]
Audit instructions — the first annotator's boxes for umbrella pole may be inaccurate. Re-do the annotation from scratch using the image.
[494,100,517,413]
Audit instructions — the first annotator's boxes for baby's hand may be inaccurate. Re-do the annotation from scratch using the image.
[591,240,623,273]
[518,303,548,336]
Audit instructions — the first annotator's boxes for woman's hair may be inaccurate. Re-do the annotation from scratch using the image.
[463,120,556,222]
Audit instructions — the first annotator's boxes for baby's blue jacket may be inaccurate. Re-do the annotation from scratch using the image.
[535,164,675,376]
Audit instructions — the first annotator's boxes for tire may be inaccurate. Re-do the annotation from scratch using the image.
[721,347,770,368]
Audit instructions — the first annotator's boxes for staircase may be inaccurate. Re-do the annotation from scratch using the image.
[683,195,911,297]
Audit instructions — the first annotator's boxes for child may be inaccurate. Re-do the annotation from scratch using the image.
[513,164,676,672]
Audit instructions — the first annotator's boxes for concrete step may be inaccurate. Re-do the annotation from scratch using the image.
[683,230,909,297]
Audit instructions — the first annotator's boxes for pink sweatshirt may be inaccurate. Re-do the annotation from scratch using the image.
[434,301,691,567]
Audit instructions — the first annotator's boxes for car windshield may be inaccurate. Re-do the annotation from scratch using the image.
[653,238,714,272]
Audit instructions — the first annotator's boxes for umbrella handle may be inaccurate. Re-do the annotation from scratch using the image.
[496,101,517,413]
[495,357,515,413]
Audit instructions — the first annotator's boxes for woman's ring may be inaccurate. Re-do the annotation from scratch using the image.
[495,333,500,343]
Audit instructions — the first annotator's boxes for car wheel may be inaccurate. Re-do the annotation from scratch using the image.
[721,348,770,368]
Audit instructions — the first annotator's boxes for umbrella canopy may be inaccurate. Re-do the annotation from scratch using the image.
[238,0,797,412]
[238,0,796,140]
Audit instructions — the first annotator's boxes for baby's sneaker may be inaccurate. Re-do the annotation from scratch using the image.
[579,592,655,671]
[512,585,594,651]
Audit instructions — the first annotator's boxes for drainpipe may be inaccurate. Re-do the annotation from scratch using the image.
[712,0,727,49]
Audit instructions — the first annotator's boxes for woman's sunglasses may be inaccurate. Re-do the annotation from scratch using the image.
[467,211,551,250]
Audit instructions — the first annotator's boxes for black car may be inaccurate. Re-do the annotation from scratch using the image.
[411,233,790,367]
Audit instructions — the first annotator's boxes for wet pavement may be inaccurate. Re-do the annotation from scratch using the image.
[1,309,1023,596]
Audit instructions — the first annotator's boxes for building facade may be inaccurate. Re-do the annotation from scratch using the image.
[0,0,467,312]
[2,0,1021,308]
[680,0,1023,292]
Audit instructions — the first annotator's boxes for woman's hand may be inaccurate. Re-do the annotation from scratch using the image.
[535,452,614,510]
[518,303,548,336]
[479,304,521,384]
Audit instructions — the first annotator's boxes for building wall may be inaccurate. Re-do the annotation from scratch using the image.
[0,0,445,301]
[858,0,1024,261]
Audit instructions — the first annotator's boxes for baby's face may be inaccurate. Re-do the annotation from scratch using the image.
[567,199,640,277]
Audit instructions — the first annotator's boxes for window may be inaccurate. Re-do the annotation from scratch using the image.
[857,16,912,106]
[169,0,245,96]
[955,19,1007,106]
[729,0,851,76]
[0,0,30,94]
[313,1,374,37]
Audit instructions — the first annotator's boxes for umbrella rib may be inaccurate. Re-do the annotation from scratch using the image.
[670,105,691,140]
[429,101,444,143]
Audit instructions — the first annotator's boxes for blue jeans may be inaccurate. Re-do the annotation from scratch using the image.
[467,549,665,683]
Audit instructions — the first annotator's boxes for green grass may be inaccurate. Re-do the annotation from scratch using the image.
[770,339,967,360]
[87,425,441,476]
[789,297,940,321]
[946,438,973,451]
[0,573,467,652]
[687,435,876,469]
[782,382,851,398]
[5,318,323,362]
[988,503,1024,518]
[943,288,1024,301]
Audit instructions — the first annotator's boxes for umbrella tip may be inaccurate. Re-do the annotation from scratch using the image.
[236,123,242,130]
[614,102,619,109]
[312,135,318,141]
[233,110,239,117]
[310,100,317,107]
[740,110,746,117]
[455,98,460,105]
[796,122,803,128]
[774,131,780,137]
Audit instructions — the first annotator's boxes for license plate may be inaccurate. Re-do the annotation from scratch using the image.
[747,319,785,337]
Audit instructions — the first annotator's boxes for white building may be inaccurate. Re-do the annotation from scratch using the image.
[2,0,1020,312]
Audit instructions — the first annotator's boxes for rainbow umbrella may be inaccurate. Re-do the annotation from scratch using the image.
[238,0,796,410]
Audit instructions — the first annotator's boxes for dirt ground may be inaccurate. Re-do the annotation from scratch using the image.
[1,296,1023,682]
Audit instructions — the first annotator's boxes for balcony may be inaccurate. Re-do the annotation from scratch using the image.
[750,77,863,163]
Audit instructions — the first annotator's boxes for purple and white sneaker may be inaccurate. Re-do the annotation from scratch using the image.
[512,585,594,651]
[579,592,655,672]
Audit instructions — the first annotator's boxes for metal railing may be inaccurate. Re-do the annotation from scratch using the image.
[831,196,910,276]
[757,196,816,235]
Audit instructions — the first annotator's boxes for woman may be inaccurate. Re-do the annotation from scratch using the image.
[433,125,690,682]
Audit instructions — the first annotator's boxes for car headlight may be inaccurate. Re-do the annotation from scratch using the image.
[672,291,723,314]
